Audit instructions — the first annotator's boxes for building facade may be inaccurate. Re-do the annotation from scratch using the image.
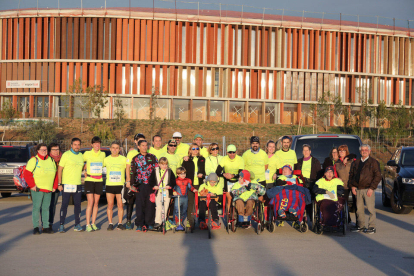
[0,7,413,126]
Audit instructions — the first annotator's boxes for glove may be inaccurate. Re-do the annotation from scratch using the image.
[326,191,335,199]
[245,183,251,191]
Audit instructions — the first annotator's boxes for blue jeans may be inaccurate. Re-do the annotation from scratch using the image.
[173,196,188,226]
[60,188,82,225]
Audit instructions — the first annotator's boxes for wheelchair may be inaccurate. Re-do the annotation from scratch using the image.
[227,197,265,235]
[194,192,227,239]
[312,197,349,235]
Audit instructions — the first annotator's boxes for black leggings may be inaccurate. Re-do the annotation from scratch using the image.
[60,189,82,225]
[199,195,223,221]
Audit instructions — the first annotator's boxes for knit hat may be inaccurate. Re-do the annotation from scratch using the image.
[239,170,251,183]
[325,166,334,173]
[227,144,236,152]
[250,136,260,144]
[206,173,218,183]
[281,164,293,172]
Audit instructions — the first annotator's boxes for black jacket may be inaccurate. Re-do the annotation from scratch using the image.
[149,167,176,196]
[294,155,322,181]
[181,156,206,187]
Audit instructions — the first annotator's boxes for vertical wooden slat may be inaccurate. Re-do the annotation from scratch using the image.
[61,62,67,92]
[297,29,302,69]
[147,20,153,61]
[177,22,182,63]
[75,62,81,82]
[55,62,61,93]
[68,62,74,88]
[132,64,137,94]
[73,18,79,59]
[104,18,110,60]
[49,62,54,92]
[125,64,130,94]
[98,18,104,60]
[110,18,116,60]
[128,19,134,61]
[42,62,48,92]
[164,21,170,62]
[121,19,127,61]
[89,62,95,87]
[2,19,7,60]
[18,18,24,59]
[309,30,314,70]
[103,63,109,92]
[228,25,233,65]
[134,19,140,61]
[292,29,297,69]
[152,20,158,62]
[61,18,67,59]
[30,18,36,59]
[79,18,85,59]
[85,18,91,59]
[213,23,218,65]
[23,63,30,92]
[158,21,164,62]
[13,19,18,60]
[109,63,115,93]
[116,64,122,94]
[325,32,331,71]
[287,28,291,68]
[67,18,73,59]
[192,22,197,64]
[145,65,152,95]
[82,62,88,90]
[24,18,30,59]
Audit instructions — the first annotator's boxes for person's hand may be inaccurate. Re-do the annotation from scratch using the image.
[30,186,37,191]
[126,182,131,189]
[173,191,178,196]
[52,188,56,192]
[197,173,203,178]
[153,186,159,190]
[245,183,251,191]
[272,174,277,180]
[343,157,348,165]
[166,186,171,189]
[367,189,373,197]
[183,156,189,161]
[58,186,63,192]
[223,173,232,180]
[326,191,335,199]
[84,171,87,178]
[351,187,357,196]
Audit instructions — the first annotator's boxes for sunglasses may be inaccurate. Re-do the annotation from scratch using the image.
[168,144,177,147]
[211,147,219,151]
[192,148,200,150]
[174,137,182,139]
[228,151,236,154]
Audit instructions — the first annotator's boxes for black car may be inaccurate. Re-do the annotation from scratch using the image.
[0,144,37,197]
[383,147,414,214]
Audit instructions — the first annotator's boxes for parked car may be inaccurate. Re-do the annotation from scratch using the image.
[0,144,37,197]
[278,134,363,207]
[383,146,414,214]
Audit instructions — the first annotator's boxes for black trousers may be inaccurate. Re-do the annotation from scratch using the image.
[135,185,155,227]
[198,195,223,221]
[123,186,136,222]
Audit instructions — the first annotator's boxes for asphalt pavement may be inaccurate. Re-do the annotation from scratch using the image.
[0,190,413,276]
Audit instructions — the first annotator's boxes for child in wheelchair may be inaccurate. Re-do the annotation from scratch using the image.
[197,173,223,230]
[231,170,266,228]
[313,166,345,226]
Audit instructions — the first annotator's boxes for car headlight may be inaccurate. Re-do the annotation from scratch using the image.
[402,178,414,184]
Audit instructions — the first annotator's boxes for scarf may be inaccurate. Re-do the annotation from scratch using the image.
[50,152,62,164]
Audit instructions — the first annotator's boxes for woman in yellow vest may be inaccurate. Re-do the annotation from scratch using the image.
[24,143,58,235]
[313,166,345,226]
[266,140,278,188]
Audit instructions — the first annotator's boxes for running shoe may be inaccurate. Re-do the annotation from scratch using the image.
[42,227,54,234]
[147,225,154,231]
[278,221,285,227]
[117,224,126,230]
[125,221,132,230]
[289,208,298,217]
[186,220,191,228]
[278,210,286,219]
[58,224,65,233]
[86,225,93,232]
[136,226,143,232]
[33,227,40,235]
[364,227,376,234]
[351,226,366,233]
[107,224,114,231]
[91,224,99,231]
[74,224,84,232]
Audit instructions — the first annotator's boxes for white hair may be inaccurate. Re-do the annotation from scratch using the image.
[359,144,371,151]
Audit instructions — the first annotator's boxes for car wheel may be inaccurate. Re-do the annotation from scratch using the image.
[1,192,12,198]
[382,182,391,207]
[391,188,412,214]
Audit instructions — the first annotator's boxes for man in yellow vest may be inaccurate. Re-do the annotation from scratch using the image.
[275,136,297,169]
[148,135,165,160]
[194,134,209,158]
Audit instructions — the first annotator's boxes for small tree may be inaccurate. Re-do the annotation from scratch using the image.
[67,79,88,133]
[310,91,332,132]
[113,98,126,140]
[388,102,410,146]
[148,87,159,140]
[0,100,18,142]
[26,119,57,144]
[357,87,375,138]
[375,100,388,142]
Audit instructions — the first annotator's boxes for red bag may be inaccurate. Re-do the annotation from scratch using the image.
[149,170,167,203]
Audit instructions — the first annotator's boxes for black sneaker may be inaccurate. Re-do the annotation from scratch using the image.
[33,227,40,235]
[351,226,366,233]
[154,223,161,229]
[107,224,114,231]
[42,227,54,234]
[364,227,376,234]
[48,225,54,232]
[117,224,126,230]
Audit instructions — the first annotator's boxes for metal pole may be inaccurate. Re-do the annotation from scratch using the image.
[301,10,304,28]
[262,8,265,25]
[222,136,226,156]
[393,18,395,35]
[340,13,342,31]
[219,3,221,22]
[281,9,284,27]
[376,16,379,34]
[241,5,243,24]
[197,2,199,22]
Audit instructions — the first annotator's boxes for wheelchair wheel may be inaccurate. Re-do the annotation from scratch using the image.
[312,201,317,232]
[230,206,237,233]
[316,225,323,235]
[256,223,262,235]
[208,209,212,239]
[300,222,308,233]
[342,202,348,235]
[268,221,276,233]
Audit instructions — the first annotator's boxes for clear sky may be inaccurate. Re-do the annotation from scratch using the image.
[1,0,413,22]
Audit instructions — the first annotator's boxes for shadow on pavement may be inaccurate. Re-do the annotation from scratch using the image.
[0,204,31,226]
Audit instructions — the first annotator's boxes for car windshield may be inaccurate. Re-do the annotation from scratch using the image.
[401,150,414,166]
[0,147,28,162]
[294,137,361,165]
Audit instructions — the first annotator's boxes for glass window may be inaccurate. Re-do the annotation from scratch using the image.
[73,96,88,119]
[192,100,207,121]
[132,98,150,119]
[248,102,263,124]
[229,101,245,123]
[301,104,314,126]
[174,99,190,121]
[156,99,169,120]
[265,103,279,124]
[35,96,49,118]
[17,96,30,117]
[283,103,297,125]
[112,97,131,119]
[210,101,225,122]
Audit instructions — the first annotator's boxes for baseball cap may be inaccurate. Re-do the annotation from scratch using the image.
[172,132,182,138]
[167,139,177,145]
[250,136,260,144]
[239,170,251,183]
[134,133,146,140]
[227,144,236,152]
[325,166,335,173]
[194,134,203,140]
[206,173,218,183]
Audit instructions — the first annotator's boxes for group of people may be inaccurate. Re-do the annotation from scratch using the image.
[25,132,381,235]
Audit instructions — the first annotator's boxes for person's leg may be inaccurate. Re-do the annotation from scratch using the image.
[198,201,207,221]
[127,193,135,222]
[209,200,219,221]
[86,193,94,226]
[154,192,162,225]
[163,195,170,224]
[366,190,376,229]
[49,190,59,227]
[235,199,245,216]
[60,191,70,225]
[355,189,366,229]
[135,189,145,227]
[73,189,82,225]
[187,191,195,226]
[115,194,124,224]
[145,190,156,227]
[92,193,101,225]
[245,200,255,216]
[41,192,52,229]
[106,193,115,224]
[173,199,179,225]
[181,197,188,225]
[31,190,42,228]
